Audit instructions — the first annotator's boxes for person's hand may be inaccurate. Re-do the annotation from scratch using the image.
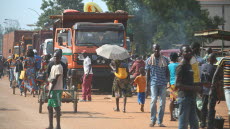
[86,74,89,79]
[51,79,57,85]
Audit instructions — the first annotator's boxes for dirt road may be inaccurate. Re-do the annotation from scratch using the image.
[0,77,229,129]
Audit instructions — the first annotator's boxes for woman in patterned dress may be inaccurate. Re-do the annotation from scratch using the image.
[38,54,51,93]
[23,49,36,97]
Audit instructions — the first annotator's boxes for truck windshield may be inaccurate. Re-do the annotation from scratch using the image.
[14,47,19,54]
[47,42,53,54]
[76,30,124,46]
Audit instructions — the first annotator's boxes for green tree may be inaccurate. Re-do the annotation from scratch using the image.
[103,0,224,54]
[37,0,84,29]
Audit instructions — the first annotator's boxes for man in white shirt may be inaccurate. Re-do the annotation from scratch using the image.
[80,50,93,102]
[47,52,63,129]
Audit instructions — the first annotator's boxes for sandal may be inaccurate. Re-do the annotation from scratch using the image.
[113,108,120,112]
[122,109,126,113]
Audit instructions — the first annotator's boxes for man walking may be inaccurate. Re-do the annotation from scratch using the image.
[47,52,63,129]
[80,50,93,102]
[146,44,169,127]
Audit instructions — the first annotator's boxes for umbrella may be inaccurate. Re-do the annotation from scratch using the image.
[96,44,130,60]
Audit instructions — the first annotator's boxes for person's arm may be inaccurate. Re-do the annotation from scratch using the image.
[175,65,202,92]
[210,65,223,103]
[129,62,136,74]
[46,62,53,77]
[86,58,92,78]
[48,74,60,98]
[166,66,170,82]
[133,77,138,87]
[109,60,116,71]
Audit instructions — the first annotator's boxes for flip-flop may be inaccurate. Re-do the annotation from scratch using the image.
[113,108,120,112]
[122,109,126,113]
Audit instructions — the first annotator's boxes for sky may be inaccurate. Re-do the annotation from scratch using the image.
[0,0,108,30]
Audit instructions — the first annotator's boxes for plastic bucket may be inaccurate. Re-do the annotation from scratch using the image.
[214,118,225,129]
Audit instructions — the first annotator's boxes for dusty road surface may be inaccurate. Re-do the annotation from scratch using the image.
[0,77,229,129]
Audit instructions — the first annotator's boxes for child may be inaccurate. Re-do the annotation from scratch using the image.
[134,67,146,112]
[168,52,179,121]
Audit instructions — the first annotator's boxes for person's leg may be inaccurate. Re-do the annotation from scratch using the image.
[207,89,217,129]
[178,97,190,129]
[54,106,61,129]
[150,84,158,126]
[170,100,176,121]
[46,106,53,129]
[18,79,23,95]
[81,74,86,101]
[9,69,14,88]
[158,85,167,125]
[87,74,93,101]
[200,95,209,128]
[196,96,202,124]
[140,92,145,112]
[224,88,230,128]
[63,78,67,90]
[123,96,127,113]
[114,97,120,111]
[189,97,199,129]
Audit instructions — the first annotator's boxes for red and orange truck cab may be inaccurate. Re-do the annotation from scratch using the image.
[51,11,129,91]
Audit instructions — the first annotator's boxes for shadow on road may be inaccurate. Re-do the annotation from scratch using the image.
[0,108,19,111]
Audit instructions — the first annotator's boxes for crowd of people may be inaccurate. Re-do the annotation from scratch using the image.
[109,42,230,129]
[1,42,230,129]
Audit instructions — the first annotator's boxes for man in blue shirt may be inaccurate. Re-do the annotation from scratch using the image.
[146,44,169,127]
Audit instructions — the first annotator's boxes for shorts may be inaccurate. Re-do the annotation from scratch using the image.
[137,92,145,104]
[112,77,130,98]
[48,90,63,107]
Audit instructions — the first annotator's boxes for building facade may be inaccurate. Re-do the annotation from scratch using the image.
[197,0,230,48]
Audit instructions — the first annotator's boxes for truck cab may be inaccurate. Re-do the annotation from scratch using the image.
[51,11,129,91]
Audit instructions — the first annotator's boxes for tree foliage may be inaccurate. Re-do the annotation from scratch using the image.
[37,0,84,29]
[103,0,224,54]
[3,20,20,34]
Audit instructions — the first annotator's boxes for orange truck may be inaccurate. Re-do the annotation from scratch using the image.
[50,11,129,91]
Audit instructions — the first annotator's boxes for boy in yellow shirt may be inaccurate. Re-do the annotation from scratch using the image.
[134,67,146,112]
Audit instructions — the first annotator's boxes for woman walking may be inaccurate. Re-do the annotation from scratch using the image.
[110,59,130,113]
[23,49,36,97]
